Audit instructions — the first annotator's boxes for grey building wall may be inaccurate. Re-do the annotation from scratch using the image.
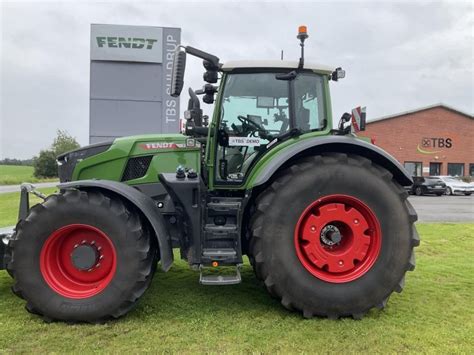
[90,24,181,144]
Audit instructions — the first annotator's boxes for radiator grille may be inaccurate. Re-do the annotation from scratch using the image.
[121,156,153,181]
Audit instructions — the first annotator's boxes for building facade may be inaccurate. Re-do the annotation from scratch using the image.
[89,24,181,144]
[360,104,473,177]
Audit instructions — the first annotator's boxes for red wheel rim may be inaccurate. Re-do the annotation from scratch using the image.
[40,224,117,299]
[294,195,381,283]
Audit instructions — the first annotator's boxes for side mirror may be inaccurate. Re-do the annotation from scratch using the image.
[331,67,345,81]
[170,50,187,97]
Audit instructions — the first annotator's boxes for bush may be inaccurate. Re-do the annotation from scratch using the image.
[33,150,58,178]
[0,158,34,166]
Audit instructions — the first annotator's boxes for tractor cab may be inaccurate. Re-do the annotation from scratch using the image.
[172,28,345,186]
[213,61,332,182]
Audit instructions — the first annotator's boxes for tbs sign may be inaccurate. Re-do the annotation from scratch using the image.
[421,137,453,148]
[417,137,453,154]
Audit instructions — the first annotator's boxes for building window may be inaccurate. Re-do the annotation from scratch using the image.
[404,161,422,177]
[429,162,442,176]
[469,164,474,177]
[447,163,464,177]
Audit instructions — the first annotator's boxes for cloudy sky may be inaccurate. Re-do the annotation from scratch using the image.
[0,0,472,159]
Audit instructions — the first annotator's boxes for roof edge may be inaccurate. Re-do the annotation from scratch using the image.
[368,103,473,124]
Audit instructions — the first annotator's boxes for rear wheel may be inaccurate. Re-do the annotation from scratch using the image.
[415,186,423,196]
[8,189,157,323]
[464,193,471,196]
[249,153,419,319]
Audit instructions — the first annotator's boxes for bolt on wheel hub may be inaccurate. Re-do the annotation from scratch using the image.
[294,195,382,283]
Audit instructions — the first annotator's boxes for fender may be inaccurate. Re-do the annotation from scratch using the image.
[248,135,413,188]
[58,180,173,271]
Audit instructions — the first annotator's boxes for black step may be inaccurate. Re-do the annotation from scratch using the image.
[207,201,241,211]
[202,248,237,258]
[204,224,238,232]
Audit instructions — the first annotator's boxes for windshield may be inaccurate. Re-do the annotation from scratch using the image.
[220,73,291,139]
[445,177,463,183]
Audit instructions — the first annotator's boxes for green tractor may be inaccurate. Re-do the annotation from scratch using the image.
[0,27,418,323]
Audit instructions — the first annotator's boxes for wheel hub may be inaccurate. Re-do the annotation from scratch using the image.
[294,195,382,283]
[320,224,342,246]
[71,244,100,271]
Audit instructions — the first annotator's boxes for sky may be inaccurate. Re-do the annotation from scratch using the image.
[0,0,472,159]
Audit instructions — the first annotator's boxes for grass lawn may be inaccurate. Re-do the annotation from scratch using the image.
[0,189,472,352]
[0,187,58,228]
[0,165,58,185]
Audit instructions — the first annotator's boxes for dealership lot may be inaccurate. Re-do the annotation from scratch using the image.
[409,195,473,222]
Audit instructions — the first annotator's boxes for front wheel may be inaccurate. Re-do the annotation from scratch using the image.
[8,189,157,323]
[249,153,419,319]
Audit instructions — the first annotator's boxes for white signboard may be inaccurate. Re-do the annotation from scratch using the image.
[229,136,261,147]
[91,24,163,63]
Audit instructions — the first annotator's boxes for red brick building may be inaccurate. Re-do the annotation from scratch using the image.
[359,104,473,177]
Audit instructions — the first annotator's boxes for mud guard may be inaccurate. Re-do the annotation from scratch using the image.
[58,180,173,271]
[250,135,413,188]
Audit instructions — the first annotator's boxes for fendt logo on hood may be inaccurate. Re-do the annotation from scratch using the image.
[96,37,158,50]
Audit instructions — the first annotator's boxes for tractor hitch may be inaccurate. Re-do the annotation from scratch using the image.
[0,183,50,270]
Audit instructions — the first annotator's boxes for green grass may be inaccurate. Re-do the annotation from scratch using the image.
[0,222,472,353]
[0,165,58,185]
[0,187,58,228]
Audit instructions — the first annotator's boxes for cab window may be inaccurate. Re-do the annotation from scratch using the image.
[294,73,325,131]
[217,73,290,181]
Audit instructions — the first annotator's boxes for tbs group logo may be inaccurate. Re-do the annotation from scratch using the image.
[417,137,453,154]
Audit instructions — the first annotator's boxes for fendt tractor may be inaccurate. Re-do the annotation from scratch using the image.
[0,26,419,323]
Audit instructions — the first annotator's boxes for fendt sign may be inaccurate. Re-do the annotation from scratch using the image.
[89,24,181,144]
[96,37,158,50]
[91,24,164,63]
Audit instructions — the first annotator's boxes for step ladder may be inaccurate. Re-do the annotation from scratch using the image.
[199,264,242,285]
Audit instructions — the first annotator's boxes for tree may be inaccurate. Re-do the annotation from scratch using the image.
[52,130,80,156]
[33,130,80,178]
[33,150,58,178]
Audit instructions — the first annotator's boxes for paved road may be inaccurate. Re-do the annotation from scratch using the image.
[0,182,58,194]
[0,183,471,222]
[408,195,473,222]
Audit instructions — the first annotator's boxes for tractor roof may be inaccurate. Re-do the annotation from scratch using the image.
[221,60,334,74]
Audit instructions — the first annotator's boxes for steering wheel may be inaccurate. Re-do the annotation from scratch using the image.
[237,115,266,133]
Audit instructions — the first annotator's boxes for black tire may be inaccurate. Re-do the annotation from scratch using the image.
[436,193,443,196]
[249,153,419,319]
[415,186,423,196]
[464,193,471,196]
[7,189,157,323]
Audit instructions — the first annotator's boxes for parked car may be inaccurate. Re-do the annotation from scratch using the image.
[409,176,446,196]
[433,176,473,196]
